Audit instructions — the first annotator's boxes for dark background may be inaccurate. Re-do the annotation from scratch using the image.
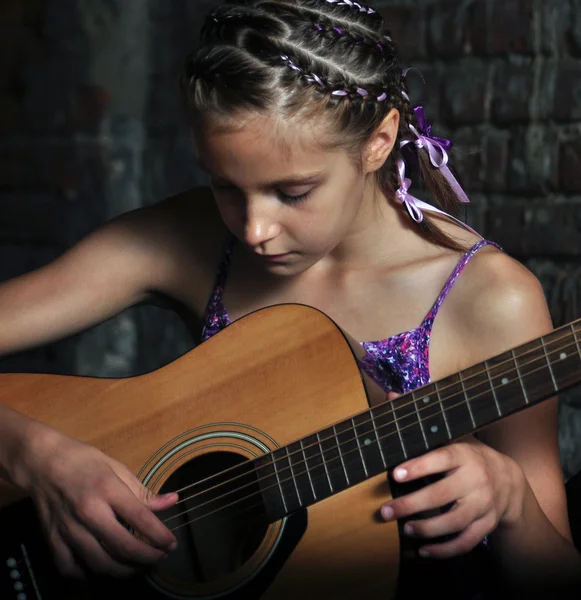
[0,0,580,486]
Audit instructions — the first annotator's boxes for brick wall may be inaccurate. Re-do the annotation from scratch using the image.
[0,0,194,377]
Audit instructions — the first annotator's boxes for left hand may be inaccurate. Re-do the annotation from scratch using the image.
[381,435,526,559]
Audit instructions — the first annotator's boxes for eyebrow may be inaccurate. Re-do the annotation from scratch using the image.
[198,163,325,187]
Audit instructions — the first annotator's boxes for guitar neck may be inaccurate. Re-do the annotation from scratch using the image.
[259,319,581,521]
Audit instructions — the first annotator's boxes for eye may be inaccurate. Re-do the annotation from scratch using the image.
[278,190,312,204]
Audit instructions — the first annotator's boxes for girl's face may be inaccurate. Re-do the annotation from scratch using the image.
[192,112,380,274]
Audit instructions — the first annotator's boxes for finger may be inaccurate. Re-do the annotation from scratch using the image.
[146,491,179,513]
[381,474,470,521]
[110,488,177,553]
[63,521,137,578]
[36,502,86,580]
[80,502,170,566]
[391,446,462,484]
[403,501,482,540]
[416,515,494,559]
[49,528,86,580]
[117,463,179,514]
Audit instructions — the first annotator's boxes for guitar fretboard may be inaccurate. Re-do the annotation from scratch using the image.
[258,321,581,521]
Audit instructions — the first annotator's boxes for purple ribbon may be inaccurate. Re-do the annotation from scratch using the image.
[400,106,470,205]
[395,159,424,223]
[414,106,452,153]
[395,158,480,237]
[324,0,376,14]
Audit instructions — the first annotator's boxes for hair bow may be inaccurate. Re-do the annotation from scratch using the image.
[400,106,470,205]
[395,158,480,236]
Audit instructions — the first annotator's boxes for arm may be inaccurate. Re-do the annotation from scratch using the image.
[461,255,581,595]
[0,207,178,357]
[381,251,581,597]
[0,201,191,575]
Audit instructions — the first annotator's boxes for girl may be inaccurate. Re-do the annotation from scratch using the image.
[0,0,578,597]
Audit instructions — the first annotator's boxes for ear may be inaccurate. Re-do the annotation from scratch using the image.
[362,108,400,174]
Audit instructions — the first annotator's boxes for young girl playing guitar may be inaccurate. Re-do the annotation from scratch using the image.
[0,1,579,597]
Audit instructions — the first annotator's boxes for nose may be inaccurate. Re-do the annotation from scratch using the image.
[243,197,281,248]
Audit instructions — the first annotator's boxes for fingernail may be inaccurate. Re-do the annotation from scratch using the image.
[418,548,430,558]
[381,505,394,520]
[169,541,178,552]
[394,467,407,481]
[404,523,415,536]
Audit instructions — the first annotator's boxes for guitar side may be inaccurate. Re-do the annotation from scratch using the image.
[0,304,400,600]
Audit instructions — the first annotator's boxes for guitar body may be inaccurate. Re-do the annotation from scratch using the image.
[0,305,400,600]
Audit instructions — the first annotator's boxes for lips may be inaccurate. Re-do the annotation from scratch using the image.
[262,253,290,260]
[255,252,293,262]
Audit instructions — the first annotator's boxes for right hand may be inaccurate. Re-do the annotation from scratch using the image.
[18,425,179,580]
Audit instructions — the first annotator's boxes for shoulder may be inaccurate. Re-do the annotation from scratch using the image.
[447,243,552,366]
[112,186,223,254]
[450,247,571,539]
[80,186,227,313]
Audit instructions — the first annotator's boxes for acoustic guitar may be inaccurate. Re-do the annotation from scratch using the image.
[0,304,577,599]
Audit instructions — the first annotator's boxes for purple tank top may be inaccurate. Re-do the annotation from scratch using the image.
[202,236,501,395]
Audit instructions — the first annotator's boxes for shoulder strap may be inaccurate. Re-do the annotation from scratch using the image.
[201,233,236,339]
[422,240,502,330]
[214,232,236,292]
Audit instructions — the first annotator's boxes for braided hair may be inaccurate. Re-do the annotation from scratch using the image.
[181,0,468,251]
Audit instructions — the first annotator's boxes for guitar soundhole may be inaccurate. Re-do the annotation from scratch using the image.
[152,451,270,591]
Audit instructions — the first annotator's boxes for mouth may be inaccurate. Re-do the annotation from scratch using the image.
[259,252,292,262]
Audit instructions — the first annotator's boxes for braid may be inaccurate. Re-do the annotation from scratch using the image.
[383,72,417,193]
[182,0,468,251]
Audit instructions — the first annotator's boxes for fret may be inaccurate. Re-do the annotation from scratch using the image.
[272,450,289,514]
[369,402,406,467]
[540,328,581,395]
[299,439,317,502]
[412,391,429,451]
[392,400,408,459]
[484,360,503,417]
[319,428,349,492]
[316,431,335,493]
[458,371,476,429]
[286,446,302,506]
[391,392,426,459]
[438,373,475,439]
[414,385,450,449]
[285,440,318,508]
[333,425,350,486]
[269,447,305,514]
[511,349,528,404]
[256,453,286,521]
[486,349,528,415]
[334,419,367,486]
[541,342,558,393]
[461,363,503,428]
[371,411,388,468]
[353,411,387,475]
[300,432,333,501]
[435,381,452,439]
[571,323,581,358]
[513,338,556,404]
[353,418,369,478]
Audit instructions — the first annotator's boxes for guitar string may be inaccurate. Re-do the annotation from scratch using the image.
[160,334,577,529]
[165,334,573,533]
[164,330,577,517]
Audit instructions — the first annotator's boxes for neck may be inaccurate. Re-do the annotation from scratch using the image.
[256,319,581,522]
[325,178,413,269]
